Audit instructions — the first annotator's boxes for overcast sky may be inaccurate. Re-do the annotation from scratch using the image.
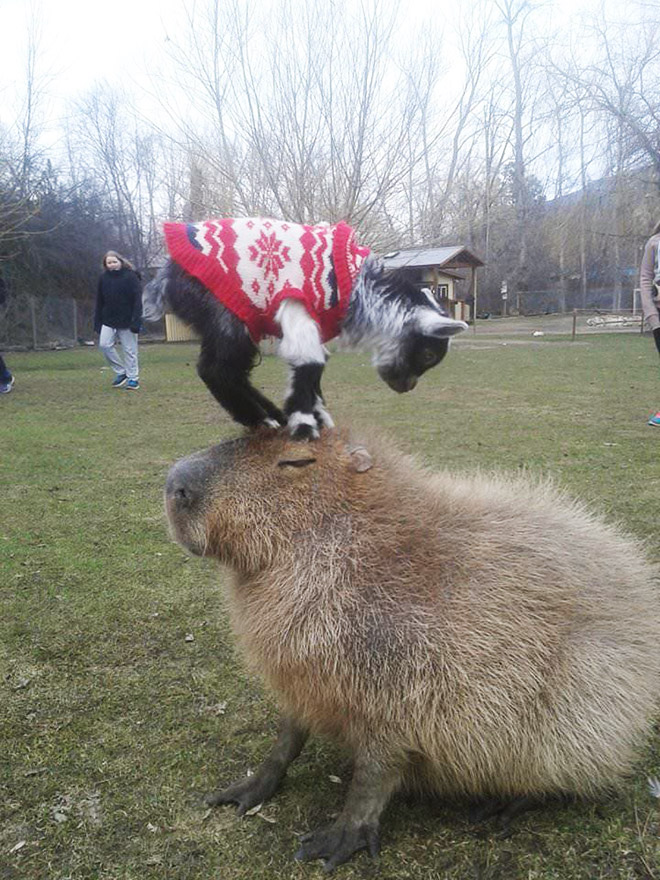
[0,0,607,142]
[0,0,177,132]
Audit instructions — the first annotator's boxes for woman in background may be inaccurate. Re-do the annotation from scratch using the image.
[94,251,142,390]
[639,221,660,425]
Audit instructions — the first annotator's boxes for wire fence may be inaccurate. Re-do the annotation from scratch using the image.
[0,294,165,351]
[0,295,654,351]
[471,308,649,339]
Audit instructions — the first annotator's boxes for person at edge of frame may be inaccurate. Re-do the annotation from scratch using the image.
[639,219,660,426]
[0,270,14,395]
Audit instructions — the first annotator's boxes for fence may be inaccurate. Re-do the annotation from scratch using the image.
[0,295,654,351]
[471,308,651,339]
[0,294,165,350]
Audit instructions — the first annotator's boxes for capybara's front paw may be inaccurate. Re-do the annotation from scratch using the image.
[206,774,276,816]
[294,820,380,872]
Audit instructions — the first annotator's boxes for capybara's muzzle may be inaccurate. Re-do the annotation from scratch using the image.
[166,455,204,510]
[165,451,217,554]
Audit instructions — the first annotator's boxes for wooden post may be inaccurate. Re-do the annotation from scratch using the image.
[472,268,478,333]
[571,309,577,341]
[72,298,78,343]
[30,295,38,349]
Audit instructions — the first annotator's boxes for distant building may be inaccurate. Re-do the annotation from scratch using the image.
[383,245,484,322]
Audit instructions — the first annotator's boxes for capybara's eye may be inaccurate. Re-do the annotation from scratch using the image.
[277,458,317,469]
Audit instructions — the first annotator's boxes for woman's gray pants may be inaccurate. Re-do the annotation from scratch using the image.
[99,325,139,380]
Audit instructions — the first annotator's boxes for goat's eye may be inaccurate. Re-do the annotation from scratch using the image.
[421,349,438,367]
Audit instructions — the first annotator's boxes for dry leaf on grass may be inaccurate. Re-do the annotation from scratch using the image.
[12,678,31,690]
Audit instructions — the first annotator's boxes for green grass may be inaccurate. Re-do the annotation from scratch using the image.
[2,335,660,879]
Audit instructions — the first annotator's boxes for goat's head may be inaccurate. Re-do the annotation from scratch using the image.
[371,272,467,393]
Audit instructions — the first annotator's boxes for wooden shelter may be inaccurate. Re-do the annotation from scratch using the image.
[382,245,484,322]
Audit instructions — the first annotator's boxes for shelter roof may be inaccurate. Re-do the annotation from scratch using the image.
[382,245,484,270]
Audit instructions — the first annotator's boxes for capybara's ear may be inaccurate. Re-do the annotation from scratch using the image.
[346,444,373,473]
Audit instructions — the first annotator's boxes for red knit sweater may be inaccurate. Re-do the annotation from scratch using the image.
[163,217,370,342]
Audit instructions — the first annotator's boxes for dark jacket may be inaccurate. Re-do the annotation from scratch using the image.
[94,268,142,333]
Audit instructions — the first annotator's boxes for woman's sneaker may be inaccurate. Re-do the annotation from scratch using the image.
[112,373,127,387]
[0,375,14,394]
[648,411,660,426]
[125,379,140,390]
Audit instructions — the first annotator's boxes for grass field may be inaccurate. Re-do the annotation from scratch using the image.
[2,333,660,879]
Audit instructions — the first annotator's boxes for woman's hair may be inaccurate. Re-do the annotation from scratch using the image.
[103,250,135,271]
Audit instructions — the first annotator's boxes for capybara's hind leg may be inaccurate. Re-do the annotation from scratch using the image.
[469,794,540,831]
[295,753,403,872]
[207,717,308,815]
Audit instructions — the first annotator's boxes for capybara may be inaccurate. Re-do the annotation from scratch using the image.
[164,428,660,870]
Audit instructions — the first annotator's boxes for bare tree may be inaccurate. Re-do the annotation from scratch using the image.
[70,85,164,268]
[583,11,660,191]
[494,0,544,312]
[153,0,490,247]
[0,5,50,257]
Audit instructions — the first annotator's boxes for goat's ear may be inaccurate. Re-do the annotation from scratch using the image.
[365,256,385,280]
[346,444,373,473]
[418,310,468,337]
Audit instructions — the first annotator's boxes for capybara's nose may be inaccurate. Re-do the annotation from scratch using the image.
[165,457,206,509]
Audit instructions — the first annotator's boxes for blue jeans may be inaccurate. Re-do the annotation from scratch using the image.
[0,355,11,383]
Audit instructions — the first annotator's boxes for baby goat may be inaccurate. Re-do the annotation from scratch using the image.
[143,217,467,439]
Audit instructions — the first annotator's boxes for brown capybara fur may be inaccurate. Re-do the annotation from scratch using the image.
[165,427,660,869]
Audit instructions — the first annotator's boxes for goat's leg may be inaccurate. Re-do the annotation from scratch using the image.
[312,369,335,430]
[284,362,327,440]
[276,300,331,440]
[166,264,285,427]
[198,338,285,428]
[206,716,309,814]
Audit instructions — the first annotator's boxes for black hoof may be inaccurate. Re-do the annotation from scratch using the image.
[289,422,320,441]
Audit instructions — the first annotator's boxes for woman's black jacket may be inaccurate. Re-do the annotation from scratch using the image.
[94,268,142,333]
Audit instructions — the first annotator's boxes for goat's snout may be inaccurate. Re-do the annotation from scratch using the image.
[378,368,418,393]
[393,375,417,393]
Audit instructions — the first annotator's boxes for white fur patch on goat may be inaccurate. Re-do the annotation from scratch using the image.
[276,300,326,366]
[371,337,403,369]
[314,398,335,428]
